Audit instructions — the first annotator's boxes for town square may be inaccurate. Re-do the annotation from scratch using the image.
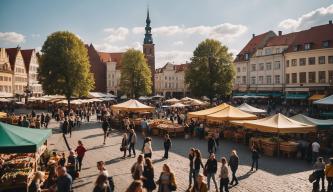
[0,0,333,192]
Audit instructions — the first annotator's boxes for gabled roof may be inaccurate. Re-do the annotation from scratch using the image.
[266,32,297,47]
[97,52,123,70]
[21,49,34,72]
[286,23,333,52]
[155,63,190,73]
[5,47,20,71]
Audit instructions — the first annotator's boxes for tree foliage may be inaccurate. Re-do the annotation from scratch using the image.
[120,49,152,98]
[185,39,235,101]
[38,31,94,106]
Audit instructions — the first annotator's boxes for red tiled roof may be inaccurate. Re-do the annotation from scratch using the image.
[266,33,297,47]
[5,47,19,71]
[97,52,123,70]
[155,63,190,73]
[21,49,34,73]
[286,23,333,52]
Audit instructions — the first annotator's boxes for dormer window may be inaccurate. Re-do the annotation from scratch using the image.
[244,53,249,61]
[304,43,311,50]
[323,41,330,48]
[293,45,301,51]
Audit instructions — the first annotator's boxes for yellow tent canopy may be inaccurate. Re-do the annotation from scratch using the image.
[308,94,326,101]
[0,112,7,118]
[206,105,257,122]
[242,113,316,134]
[187,103,230,119]
[111,99,155,112]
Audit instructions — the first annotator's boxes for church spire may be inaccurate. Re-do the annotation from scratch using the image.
[144,7,153,44]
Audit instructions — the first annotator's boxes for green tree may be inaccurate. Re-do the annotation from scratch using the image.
[185,39,235,102]
[120,49,152,98]
[38,31,94,108]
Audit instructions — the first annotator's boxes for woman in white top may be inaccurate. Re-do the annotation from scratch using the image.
[143,137,153,159]
[97,161,109,177]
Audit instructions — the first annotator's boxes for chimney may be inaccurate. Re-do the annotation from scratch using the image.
[329,20,332,24]
[278,31,282,36]
[252,34,255,38]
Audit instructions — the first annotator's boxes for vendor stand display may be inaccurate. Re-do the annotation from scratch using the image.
[148,119,184,137]
[0,122,52,191]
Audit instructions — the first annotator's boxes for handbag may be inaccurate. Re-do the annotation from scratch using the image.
[169,183,177,191]
[308,172,316,183]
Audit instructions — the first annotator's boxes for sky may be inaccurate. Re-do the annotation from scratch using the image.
[0,0,333,68]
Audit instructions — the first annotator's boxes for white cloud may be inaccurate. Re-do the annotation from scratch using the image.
[95,41,142,53]
[103,27,129,43]
[156,50,192,68]
[279,4,333,31]
[0,32,25,44]
[132,23,247,40]
[173,41,184,46]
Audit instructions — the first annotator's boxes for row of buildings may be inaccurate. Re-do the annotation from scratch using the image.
[0,47,42,98]
[234,21,333,98]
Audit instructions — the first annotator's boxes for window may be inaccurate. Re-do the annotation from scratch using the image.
[286,74,290,84]
[323,41,329,48]
[286,60,290,67]
[244,53,249,60]
[165,83,167,88]
[237,67,240,72]
[293,45,301,51]
[292,73,297,83]
[266,62,271,70]
[308,57,315,65]
[299,72,306,83]
[329,56,333,64]
[319,56,325,64]
[319,71,326,83]
[169,77,171,81]
[329,71,333,84]
[265,48,272,55]
[266,76,271,84]
[259,76,263,84]
[169,83,171,88]
[242,67,246,72]
[236,76,240,83]
[251,64,256,71]
[165,76,167,80]
[242,76,246,84]
[291,59,297,66]
[274,61,280,70]
[308,72,316,83]
[251,77,256,85]
[275,75,280,84]
[259,63,264,71]
[304,43,311,50]
[275,48,280,54]
[299,58,306,66]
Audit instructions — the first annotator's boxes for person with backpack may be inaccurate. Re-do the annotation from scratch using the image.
[163,134,172,159]
[131,155,144,180]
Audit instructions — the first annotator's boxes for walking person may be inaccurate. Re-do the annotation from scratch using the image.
[312,140,320,164]
[188,148,195,189]
[204,153,218,191]
[313,157,326,192]
[128,129,137,157]
[157,164,177,192]
[208,135,217,154]
[93,174,111,192]
[163,134,172,159]
[228,150,239,185]
[67,150,78,180]
[143,137,153,159]
[126,180,144,192]
[250,145,259,171]
[74,140,87,172]
[142,158,156,192]
[193,149,204,186]
[191,173,208,192]
[54,166,72,192]
[97,161,109,176]
[325,157,333,192]
[219,157,229,192]
[62,117,69,136]
[121,133,128,159]
[131,155,144,180]
[102,118,110,145]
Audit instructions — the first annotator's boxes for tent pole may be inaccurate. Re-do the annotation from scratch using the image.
[277,132,280,158]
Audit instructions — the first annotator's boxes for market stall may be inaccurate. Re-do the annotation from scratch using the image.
[187,103,230,119]
[236,103,266,114]
[148,119,184,137]
[234,113,315,157]
[165,98,180,104]
[111,99,155,112]
[206,105,257,122]
[0,122,52,191]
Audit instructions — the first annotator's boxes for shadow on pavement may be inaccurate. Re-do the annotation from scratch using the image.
[105,157,124,165]
[83,133,104,139]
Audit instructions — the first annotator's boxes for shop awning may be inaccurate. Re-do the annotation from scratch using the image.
[291,114,333,129]
[0,122,52,153]
[314,95,333,105]
[187,103,230,119]
[241,113,316,134]
[237,103,266,114]
[111,99,155,112]
[206,105,257,122]
[308,94,326,101]
[285,93,309,100]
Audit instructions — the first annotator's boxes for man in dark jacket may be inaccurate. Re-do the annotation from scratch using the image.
[102,118,109,145]
[163,134,172,159]
[229,150,239,185]
[204,153,218,191]
[62,118,69,136]
[208,136,217,154]
[251,146,259,171]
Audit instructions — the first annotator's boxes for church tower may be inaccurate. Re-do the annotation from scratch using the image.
[143,8,155,94]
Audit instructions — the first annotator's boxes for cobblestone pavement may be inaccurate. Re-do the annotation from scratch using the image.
[46,118,313,192]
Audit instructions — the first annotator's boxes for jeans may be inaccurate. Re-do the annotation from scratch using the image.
[164,148,169,159]
[128,143,136,156]
[327,177,333,192]
[189,168,194,186]
[206,173,218,190]
[251,158,258,170]
[230,168,238,184]
[77,156,83,171]
[220,178,229,192]
[313,170,325,191]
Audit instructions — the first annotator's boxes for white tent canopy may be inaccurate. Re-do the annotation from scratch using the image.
[170,103,186,108]
[152,94,164,98]
[112,99,154,112]
[138,96,150,100]
[89,92,117,98]
[313,95,333,105]
[165,98,180,103]
[237,103,266,113]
